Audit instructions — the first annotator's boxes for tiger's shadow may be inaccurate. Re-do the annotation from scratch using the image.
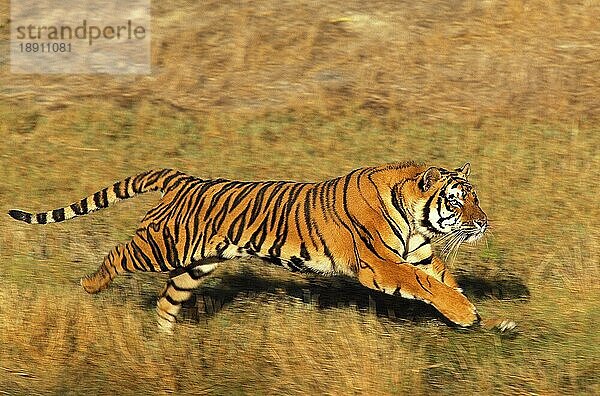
[141,266,530,325]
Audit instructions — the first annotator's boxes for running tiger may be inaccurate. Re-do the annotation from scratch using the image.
[9,162,489,331]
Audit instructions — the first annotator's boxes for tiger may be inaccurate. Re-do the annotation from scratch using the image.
[9,162,488,332]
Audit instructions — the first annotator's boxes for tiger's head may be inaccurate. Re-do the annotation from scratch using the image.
[412,163,488,248]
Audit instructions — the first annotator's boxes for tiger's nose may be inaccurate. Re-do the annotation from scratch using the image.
[473,218,487,231]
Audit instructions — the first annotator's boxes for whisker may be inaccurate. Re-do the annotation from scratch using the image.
[436,231,458,244]
[447,235,462,264]
[442,231,464,262]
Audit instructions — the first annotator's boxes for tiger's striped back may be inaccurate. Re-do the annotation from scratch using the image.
[9,161,490,330]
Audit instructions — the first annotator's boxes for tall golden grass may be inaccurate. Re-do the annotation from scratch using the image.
[1,0,599,122]
[1,0,599,394]
[1,106,598,394]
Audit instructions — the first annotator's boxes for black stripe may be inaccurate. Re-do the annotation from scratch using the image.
[123,177,132,196]
[366,174,407,249]
[230,182,259,210]
[93,190,106,209]
[341,173,381,259]
[102,188,109,207]
[106,250,117,273]
[311,180,319,209]
[147,229,169,272]
[200,218,212,258]
[373,279,381,290]
[421,193,439,234]
[242,243,256,255]
[202,181,237,221]
[317,232,336,272]
[130,240,154,271]
[189,192,214,261]
[228,205,250,245]
[144,169,168,191]
[172,184,199,262]
[8,209,32,223]
[70,202,84,216]
[288,256,306,272]
[131,170,152,193]
[391,186,410,226]
[408,238,430,254]
[161,171,186,192]
[169,279,194,292]
[302,186,320,250]
[214,184,241,227]
[79,198,89,213]
[329,176,362,265]
[119,248,132,273]
[318,181,328,221]
[211,194,233,238]
[164,294,181,306]
[52,208,65,222]
[145,179,204,222]
[382,210,406,249]
[269,183,305,258]
[124,247,144,271]
[415,274,433,295]
[293,191,306,252]
[300,242,311,261]
[359,259,375,273]
[114,179,130,199]
[163,226,180,268]
[247,182,275,225]
[413,255,433,265]
[178,180,218,262]
[375,230,403,257]
[36,212,47,224]
[249,216,269,252]
[269,184,293,231]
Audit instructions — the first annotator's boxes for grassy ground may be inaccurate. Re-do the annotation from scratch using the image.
[1,0,599,395]
[1,104,598,394]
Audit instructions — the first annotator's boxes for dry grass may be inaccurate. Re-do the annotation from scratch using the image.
[1,0,599,395]
[1,107,598,394]
[1,0,599,122]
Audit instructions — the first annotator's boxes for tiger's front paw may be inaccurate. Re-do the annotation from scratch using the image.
[439,294,480,327]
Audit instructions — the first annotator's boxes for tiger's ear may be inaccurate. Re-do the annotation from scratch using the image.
[421,167,442,191]
[455,162,471,179]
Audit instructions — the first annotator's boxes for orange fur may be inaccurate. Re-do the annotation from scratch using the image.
[9,162,488,330]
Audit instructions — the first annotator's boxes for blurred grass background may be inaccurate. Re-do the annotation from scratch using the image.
[0,0,599,394]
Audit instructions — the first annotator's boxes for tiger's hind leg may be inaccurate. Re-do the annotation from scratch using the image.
[156,258,223,332]
[81,243,131,294]
[81,230,161,293]
[81,226,182,294]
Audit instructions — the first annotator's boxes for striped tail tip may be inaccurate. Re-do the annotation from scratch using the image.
[8,209,33,224]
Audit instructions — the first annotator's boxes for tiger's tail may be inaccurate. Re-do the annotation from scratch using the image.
[8,168,185,225]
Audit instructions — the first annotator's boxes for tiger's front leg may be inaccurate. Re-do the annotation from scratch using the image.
[421,256,462,291]
[357,259,479,327]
